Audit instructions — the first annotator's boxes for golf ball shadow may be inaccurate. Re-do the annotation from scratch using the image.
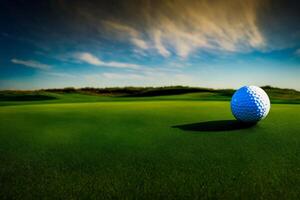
[173,120,256,132]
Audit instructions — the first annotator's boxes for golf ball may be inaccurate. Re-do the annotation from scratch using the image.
[231,86,270,123]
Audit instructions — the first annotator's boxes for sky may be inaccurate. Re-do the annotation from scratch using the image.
[0,0,300,90]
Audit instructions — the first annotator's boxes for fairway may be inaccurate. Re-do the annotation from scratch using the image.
[0,100,299,199]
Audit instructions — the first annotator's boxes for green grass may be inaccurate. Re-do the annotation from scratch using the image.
[0,97,299,199]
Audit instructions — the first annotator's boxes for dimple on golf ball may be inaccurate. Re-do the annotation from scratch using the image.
[231,86,270,123]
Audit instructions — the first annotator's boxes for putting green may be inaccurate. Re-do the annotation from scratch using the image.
[0,101,299,199]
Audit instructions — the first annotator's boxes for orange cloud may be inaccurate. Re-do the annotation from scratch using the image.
[102,0,267,58]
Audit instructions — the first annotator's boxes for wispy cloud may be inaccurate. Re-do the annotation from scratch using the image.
[101,72,145,80]
[102,0,266,58]
[152,29,171,57]
[102,21,149,50]
[295,49,300,56]
[44,72,76,78]
[11,58,51,70]
[84,69,194,87]
[75,52,141,69]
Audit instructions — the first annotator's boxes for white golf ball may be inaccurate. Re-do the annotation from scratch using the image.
[231,86,270,123]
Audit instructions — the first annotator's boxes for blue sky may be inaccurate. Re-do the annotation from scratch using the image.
[0,0,300,90]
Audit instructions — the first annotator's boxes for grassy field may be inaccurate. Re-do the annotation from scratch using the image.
[0,92,299,199]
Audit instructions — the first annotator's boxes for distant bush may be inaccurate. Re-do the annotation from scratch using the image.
[43,87,77,93]
[1,86,299,103]
[0,91,57,101]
